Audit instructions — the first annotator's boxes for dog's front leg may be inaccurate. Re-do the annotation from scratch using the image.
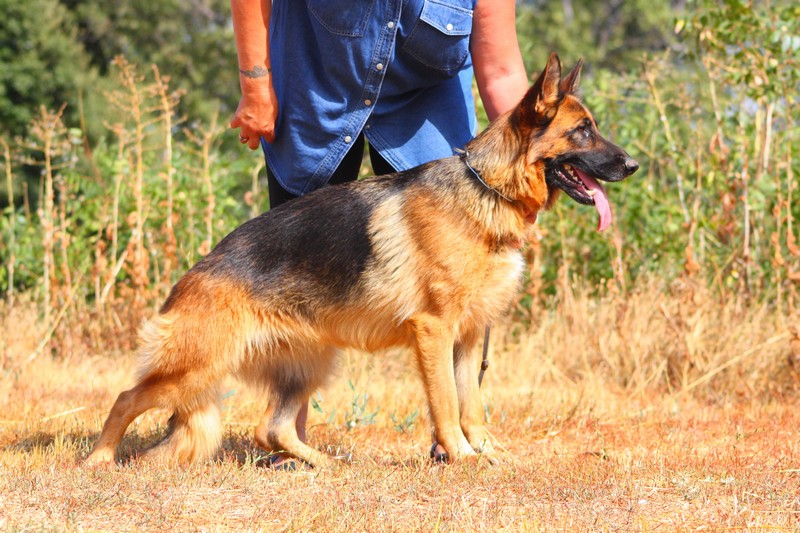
[410,313,475,462]
[453,331,494,456]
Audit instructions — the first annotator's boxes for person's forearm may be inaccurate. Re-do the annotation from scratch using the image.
[231,0,272,87]
[230,0,277,147]
[477,72,530,121]
[471,0,529,121]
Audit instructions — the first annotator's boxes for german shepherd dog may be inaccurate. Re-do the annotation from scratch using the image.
[86,53,638,468]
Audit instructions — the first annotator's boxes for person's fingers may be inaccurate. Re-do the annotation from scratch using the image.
[231,114,275,148]
[261,129,275,144]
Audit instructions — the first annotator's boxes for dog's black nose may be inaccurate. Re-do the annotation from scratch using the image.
[624,157,639,175]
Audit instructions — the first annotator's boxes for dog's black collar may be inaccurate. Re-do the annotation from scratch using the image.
[460,149,515,204]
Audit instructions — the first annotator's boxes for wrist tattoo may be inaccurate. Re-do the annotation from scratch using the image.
[240,65,271,78]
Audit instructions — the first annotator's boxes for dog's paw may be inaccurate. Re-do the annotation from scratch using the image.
[462,426,495,455]
[430,442,490,465]
[478,452,500,466]
[430,441,500,466]
[457,450,499,467]
[265,454,308,471]
[83,447,115,466]
[430,442,448,463]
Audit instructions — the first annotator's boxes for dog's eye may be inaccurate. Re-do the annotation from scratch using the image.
[572,122,592,140]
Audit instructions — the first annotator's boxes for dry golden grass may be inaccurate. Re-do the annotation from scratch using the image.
[2,281,799,531]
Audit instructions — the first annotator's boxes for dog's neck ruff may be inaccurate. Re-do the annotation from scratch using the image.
[460,150,515,204]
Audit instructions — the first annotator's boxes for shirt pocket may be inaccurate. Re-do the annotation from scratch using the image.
[306,0,376,37]
[401,0,473,73]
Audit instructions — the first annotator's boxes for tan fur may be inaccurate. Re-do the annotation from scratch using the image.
[85,53,625,468]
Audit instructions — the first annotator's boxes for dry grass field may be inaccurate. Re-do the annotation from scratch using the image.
[2,282,800,531]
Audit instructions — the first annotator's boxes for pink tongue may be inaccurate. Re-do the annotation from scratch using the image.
[573,167,612,232]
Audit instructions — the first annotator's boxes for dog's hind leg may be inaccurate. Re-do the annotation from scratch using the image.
[253,347,337,468]
[254,400,306,454]
[256,397,332,468]
[87,371,225,466]
[84,376,176,465]
[453,329,495,460]
[255,390,332,468]
[86,305,233,466]
[410,314,476,462]
[141,391,223,464]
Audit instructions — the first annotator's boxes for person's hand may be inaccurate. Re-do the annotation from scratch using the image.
[230,75,278,150]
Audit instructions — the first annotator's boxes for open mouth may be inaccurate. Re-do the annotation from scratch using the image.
[546,163,612,232]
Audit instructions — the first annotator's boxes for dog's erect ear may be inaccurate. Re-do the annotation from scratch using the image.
[559,58,583,95]
[519,52,562,124]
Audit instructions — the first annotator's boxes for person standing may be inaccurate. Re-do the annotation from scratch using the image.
[230,0,529,466]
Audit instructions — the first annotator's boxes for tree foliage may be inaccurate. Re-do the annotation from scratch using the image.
[0,0,95,135]
[62,0,238,121]
[515,0,683,75]
[0,0,236,140]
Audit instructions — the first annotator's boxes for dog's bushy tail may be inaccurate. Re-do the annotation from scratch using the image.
[144,399,223,464]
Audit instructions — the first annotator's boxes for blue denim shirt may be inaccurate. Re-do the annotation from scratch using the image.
[263,0,478,195]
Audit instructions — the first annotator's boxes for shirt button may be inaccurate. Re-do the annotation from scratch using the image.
[344,135,352,143]
[364,99,372,106]
[446,23,454,31]
[376,63,384,71]
[387,21,395,29]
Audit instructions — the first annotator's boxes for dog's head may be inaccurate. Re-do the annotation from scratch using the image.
[512,53,639,231]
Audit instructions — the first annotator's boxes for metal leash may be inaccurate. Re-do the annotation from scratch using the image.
[478,324,491,387]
